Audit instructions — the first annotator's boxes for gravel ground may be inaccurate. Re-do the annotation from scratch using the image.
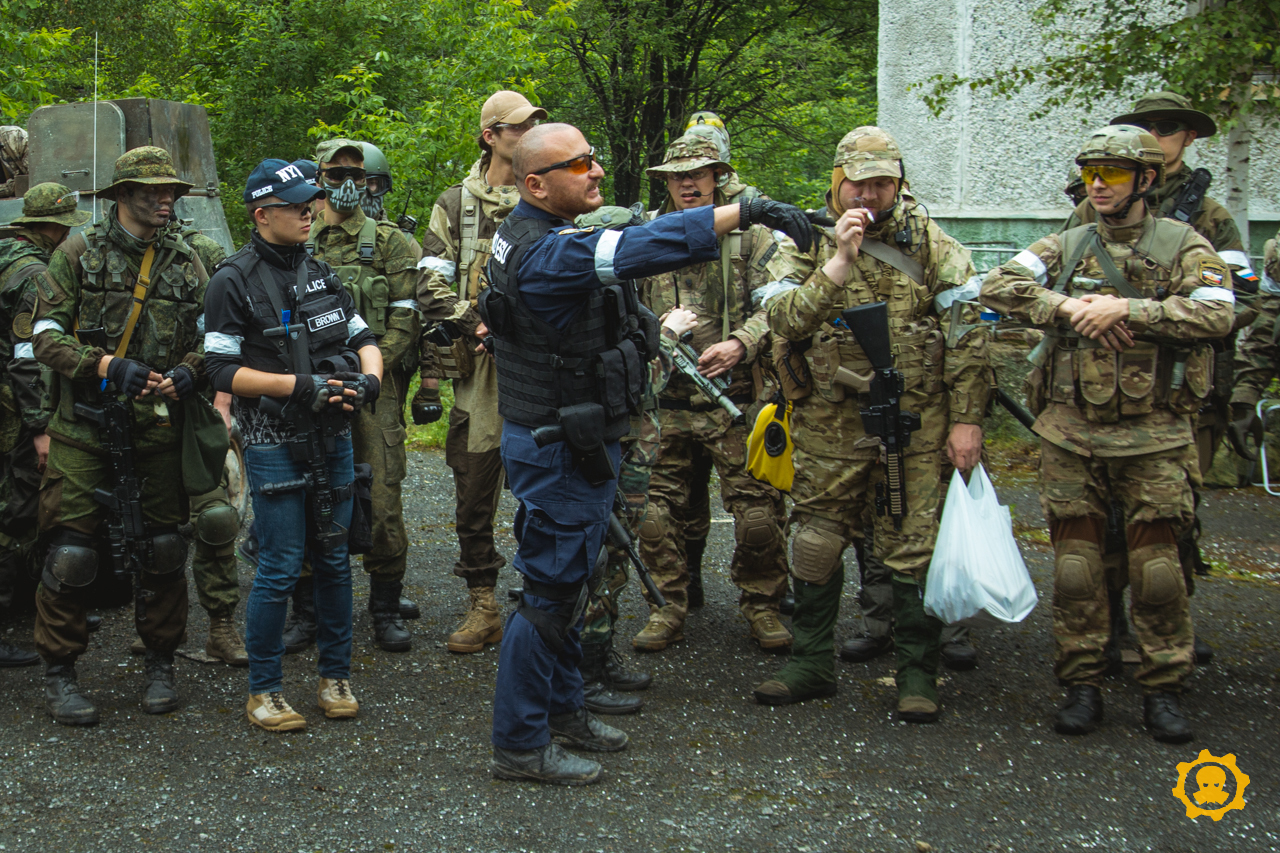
[1,449,1277,852]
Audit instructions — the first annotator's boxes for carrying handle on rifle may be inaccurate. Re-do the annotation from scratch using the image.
[113,245,157,358]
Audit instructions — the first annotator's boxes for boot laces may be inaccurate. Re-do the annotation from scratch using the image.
[329,679,353,701]
[755,612,782,633]
[267,691,292,714]
[458,607,494,635]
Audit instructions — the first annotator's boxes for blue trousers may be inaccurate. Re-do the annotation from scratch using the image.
[243,437,355,695]
[491,423,620,750]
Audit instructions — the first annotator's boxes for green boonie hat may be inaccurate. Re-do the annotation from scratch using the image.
[1076,124,1165,186]
[99,146,193,200]
[11,182,91,228]
[834,126,903,182]
[1112,91,1216,139]
[315,138,364,166]
[645,132,730,175]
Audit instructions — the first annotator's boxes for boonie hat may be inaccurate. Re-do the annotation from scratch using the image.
[98,146,193,200]
[645,132,730,175]
[11,182,91,228]
[834,127,903,182]
[480,91,547,133]
[314,138,364,167]
[1112,91,1216,139]
[243,158,326,205]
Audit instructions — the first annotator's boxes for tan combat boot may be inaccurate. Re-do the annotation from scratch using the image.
[632,606,685,652]
[746,607,793,650]
[447,587,503,653]
[206,616,249,666]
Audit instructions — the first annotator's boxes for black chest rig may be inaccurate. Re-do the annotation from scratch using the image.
[478,213,658,443]
[223,245,359,394]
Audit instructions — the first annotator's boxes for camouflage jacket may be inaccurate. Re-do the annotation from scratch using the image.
[0,230,54,435]
[981,214,1233,457]
[765,202,991,460]
[33,209,208,452]
[309,207,421,372]
[637,199,776,403]
[1231,227,1280,407]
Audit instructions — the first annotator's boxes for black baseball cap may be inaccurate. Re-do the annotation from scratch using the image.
[243,158,325,205]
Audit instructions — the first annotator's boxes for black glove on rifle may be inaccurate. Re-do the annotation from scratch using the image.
[106,357,155,398]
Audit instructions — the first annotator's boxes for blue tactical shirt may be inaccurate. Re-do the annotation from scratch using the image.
[509,199,720,329]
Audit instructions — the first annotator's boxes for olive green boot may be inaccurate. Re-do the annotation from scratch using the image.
[753,568,842,705]
[892,575,943,723]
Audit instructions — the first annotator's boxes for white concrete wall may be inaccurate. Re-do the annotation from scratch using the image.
[878,0,1280,235]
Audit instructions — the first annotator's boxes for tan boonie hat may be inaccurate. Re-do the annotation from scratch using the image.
[834,126,903,182]
[11,182,91,228]
[98,146,193,200]
[645,132,730,175]
[1112,91,1216,139]
[314,138,364,167]
[480,91,548,133]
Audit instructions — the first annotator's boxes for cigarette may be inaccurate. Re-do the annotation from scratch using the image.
[852,198,875,223]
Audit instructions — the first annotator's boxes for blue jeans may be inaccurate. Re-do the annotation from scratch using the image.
[491,423,620,750]
[243,437,355,695]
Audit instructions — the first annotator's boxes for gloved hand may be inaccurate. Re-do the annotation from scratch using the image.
[1229,402,1260,461]
[106,357,156,398]
[291,374,340,413]
[333,372,380,412]
[740,199,814,254]
[163,364,196,400]
[411,384,443,425]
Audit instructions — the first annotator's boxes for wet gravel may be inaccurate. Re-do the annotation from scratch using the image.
[1,450,1277,852]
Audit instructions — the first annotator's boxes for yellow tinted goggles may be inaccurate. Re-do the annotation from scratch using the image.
[1079,164,1136,186]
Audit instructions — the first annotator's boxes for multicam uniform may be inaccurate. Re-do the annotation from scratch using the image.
[1232,229,1280,424]
[0,127,28,198]
[981,214,1233,695]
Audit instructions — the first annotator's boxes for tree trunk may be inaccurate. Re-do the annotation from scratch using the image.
[1225,121,1251,250]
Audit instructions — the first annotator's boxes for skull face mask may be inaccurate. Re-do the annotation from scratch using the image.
[359,188,384,220]
[326,178,362,213]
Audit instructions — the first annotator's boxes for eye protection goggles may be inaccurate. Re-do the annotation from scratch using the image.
[665,168,712,183]
[257,201,314,217]
[1080,164,1138,186]
[319,166,367,185]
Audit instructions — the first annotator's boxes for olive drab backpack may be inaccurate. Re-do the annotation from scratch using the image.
[307,215,390,336]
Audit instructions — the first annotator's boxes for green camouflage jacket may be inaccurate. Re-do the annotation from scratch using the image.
[1231,228,1280,407]
[0,230,54,441]
[765,202,991,460]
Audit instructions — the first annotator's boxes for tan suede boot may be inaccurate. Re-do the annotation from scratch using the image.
[745,606,793,650]
[632,605,685,652]
[206,617,249,666]
[447,587,503,653]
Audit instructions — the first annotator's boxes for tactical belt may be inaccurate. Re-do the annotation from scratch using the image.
[659,393,753,413]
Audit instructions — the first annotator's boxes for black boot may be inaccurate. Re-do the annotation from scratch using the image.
[685,537,706,608]
[399,597,420,620]
[85,614,102,634]
[44,664,98,726]
[1193,635,1213,665]
[369,579,412,652]
[142,651,180,714]
[580,642,643,715]
[1144,692,1193,744]
[1054,684,1103,735]
[839,633,893,663]
[940,637,977,671]
[0,639,38,667]
[491,743,601,785]
[549,707,629,752]
[604,647,651,692]
[282,576,317,654]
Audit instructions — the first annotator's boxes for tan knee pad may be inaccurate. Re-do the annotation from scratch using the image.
[791,525,845,585]
[638,513,665,546]
[738,506,778,549]
[1130,544,1184,607]
[1054,540,1103,601]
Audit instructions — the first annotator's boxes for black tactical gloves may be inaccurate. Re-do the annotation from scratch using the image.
[334,372,380,412]
[106,357,155,398]
[164,365,197,400]
[411,384,443,425]
[291,374,341,412]
[739,199,814,253]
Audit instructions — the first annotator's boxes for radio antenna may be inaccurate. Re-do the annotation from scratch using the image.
[91,32,99,224]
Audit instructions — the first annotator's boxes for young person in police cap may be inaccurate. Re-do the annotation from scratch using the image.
[481,121,813,784]
[204,159,383,732]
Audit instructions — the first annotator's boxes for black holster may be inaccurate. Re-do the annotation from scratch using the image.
[515,576,588,654]
[556,403,617,486]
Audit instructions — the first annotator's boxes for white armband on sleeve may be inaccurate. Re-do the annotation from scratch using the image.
[418,256,458,282]
[594,230,623,286]
[1188,286,1235,304]
[347,314,370,340]
[32,319,65,336]
[1010,250,1049,285]
[752,280,800,308]
[204,332,243,355]
[934,275,984,312]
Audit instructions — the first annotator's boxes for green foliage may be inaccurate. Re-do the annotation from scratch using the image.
[919,0,1280,127]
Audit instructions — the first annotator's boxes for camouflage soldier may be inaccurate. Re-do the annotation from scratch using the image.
[305,138,422,651]
[0,127,28,198]
[0,183,90,667]
[633,132,791,653]
[981,125,1234,743]
[753,127,989,721]
[1232,229,1280,448]
[359,141,423,260]
[413,91,546,654]
[33,147,210,725]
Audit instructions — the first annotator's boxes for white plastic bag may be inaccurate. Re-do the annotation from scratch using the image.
[923,463,1038,627]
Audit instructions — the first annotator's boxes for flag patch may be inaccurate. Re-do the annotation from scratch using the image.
[1199,259,1227,286]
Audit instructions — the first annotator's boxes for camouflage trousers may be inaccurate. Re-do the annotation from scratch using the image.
[351,367,408,583]
[1040,440,1196,692]
[0,422,43,611]
[639,407,788,617]
[581,411,658,646]
[188,470,240,620]
[445,404,506,589]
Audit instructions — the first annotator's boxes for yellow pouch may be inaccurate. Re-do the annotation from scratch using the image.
[747,397,794,492]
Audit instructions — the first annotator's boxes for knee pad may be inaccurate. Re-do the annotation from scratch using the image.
[791,525,845,585]
[41,530,98,593]
[147,529,189,576]
[1054,542,1102,601]
[195,504,240,548]
[739,506,778,549]
[1131,546,1183,607]
[638,514,664,546]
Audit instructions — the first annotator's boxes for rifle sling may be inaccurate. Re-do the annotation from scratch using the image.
[859,239,924,286]
[113,245,157,358]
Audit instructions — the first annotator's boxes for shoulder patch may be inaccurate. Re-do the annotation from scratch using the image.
[1199,259,1227,287]
[37,272,65,304]
[12,312,32,339]
[556,226,595,235]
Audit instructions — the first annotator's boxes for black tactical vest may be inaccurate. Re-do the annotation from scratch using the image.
[479,214,656,441]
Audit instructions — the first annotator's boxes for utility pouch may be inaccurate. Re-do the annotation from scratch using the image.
[809,326,845,403]
[558,402,618,486]
[772,337,812,401]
